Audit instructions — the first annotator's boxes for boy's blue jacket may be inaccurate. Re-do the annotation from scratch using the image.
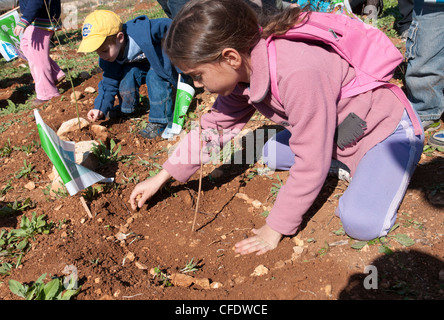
[95,16,179,115]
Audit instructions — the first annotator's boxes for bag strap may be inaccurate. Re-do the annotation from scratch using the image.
[266,38,423,136]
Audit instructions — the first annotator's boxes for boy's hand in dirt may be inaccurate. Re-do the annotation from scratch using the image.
[87,109,104,122]
[129,169,172,210]
[234,224,282,255]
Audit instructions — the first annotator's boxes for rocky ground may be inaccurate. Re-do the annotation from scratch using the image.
[0,0,442,304]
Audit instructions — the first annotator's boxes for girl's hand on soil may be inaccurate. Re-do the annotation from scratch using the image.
[234,224,282,255]
[129,169,172,210]
[14,25,25,36]
[87,109,104,122]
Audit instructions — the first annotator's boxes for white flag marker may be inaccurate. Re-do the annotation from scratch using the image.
[34,109,113,196]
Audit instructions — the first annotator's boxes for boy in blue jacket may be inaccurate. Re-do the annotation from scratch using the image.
[78,10,183,139]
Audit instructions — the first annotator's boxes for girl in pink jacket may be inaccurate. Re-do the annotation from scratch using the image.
[130,0,424,255]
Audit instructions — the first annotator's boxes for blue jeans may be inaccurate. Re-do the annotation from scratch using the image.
[119,63,148,114]
[119,64,173,124]
[146,68,173,124]
[405,1,444,122]
[156,0,189,18]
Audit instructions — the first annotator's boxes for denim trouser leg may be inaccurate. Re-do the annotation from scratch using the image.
[404,3,444,121]
[146,69,173,124]
[119,63,148,114]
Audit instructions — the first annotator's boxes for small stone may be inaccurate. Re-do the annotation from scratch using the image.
[251,200,262,208]
[115,232,128,241]
[182,192,192,207]
[194,278,211,290]
[235,192,250,201]
[135,261,148,270]
[24,181,35,190]
[84,86,96,93]
[293,246,304,254]
[210,282,223,289]
[250,264,269,277]
[274,260,286,269]
[91,125,110,143]
[170,273,194,287]
[293,237,304,247]
[291,246,305,261]
[57,117,89,137]
[324,284,332,296]
[125,251,135,262]
[70,91,84,101]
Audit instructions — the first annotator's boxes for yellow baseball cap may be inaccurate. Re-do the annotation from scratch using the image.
[77,10,123,53]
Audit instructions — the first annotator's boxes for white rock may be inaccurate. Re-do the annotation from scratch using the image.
[57,117,89,137]
[293,237,304,247]
[70,91,84,101]
[235,192,250,201]
[250,264,269,277]
[135,261,148,270]
[210,282,223,289]
[84,86,96,93]
[251,200,262,208]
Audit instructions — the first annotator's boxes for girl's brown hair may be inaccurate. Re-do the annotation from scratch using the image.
[163,0,309,69]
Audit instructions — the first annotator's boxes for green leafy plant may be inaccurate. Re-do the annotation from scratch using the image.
[15,160,36,179]
[0,180,13,196]
[152,266,172,287]
[180,258,202,274]
[269,174,284,200]
[0,198,34,217]
[91,139,134,165]
[0,139,12,157]
[13,140,40,156]
[0,212,53,274]
[9,273,80,300]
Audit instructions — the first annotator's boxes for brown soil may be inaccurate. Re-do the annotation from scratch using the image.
[0,4,443,304]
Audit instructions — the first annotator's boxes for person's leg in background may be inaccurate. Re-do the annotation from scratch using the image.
[118,63,149,115]
[20,25,64,104]
[139,68,174,139]
[404,1,444,132]
[397,0,414,40]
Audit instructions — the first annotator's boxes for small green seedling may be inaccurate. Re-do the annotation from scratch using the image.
[9,273,80,300]
[180,258,201,274]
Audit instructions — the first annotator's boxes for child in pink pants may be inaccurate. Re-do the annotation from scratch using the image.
[14,0,65,106]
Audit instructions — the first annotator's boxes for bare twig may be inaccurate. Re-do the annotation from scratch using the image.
[191,119,203,232]
[79,196,93,219]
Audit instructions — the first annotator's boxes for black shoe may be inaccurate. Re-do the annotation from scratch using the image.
[139,122,167,139]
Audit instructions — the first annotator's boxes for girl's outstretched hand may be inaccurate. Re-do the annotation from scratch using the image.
[129,169,171,210]
[234,224,282,255]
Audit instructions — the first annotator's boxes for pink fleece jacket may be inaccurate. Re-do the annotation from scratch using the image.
[163,38,415,236]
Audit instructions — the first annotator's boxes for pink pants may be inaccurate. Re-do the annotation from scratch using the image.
[20,25,65,101]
